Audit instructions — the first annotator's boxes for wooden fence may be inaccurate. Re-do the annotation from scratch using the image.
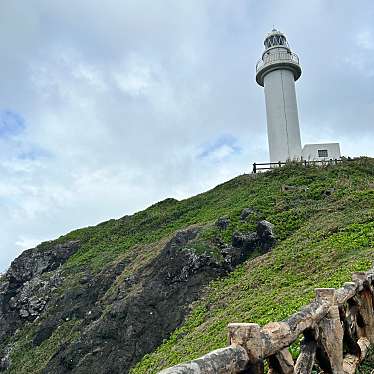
[252,159,343,174]
[158,266,374,374]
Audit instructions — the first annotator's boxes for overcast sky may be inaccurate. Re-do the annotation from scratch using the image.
[0,1,373,271]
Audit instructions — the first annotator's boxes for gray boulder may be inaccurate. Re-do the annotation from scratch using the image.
[215,217,230,230]
[232,232,258,251]
[256,220,276,251]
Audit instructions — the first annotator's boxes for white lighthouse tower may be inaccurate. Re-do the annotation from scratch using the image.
[256,29,303,163]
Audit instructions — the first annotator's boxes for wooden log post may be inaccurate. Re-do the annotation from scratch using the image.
[341,300,360,356]
[315,288,344,374]
[294,329,317,374]
[343,337,370,374]
[352,272,374,344]
[228,323,264,373]
[268,348,294,374]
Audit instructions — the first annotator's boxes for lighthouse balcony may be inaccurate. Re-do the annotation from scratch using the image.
[256,51,301,86]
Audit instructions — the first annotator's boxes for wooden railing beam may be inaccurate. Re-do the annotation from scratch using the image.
[157,346,250,374]
[261,301,329,357]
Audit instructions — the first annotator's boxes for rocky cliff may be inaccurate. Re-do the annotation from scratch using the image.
[0,216,275,373]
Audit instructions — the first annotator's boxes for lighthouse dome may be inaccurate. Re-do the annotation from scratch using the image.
[264,29,289,50]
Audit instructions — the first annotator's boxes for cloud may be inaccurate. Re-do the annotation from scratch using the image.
[0,1,373,271]
[199,135,241,162]
[114,55,156,97]
[356,30,374,50]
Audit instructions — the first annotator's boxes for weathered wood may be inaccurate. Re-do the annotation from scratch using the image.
[159,266,374,374]
[268,348,294,374]
[341,301,360,356]
[352,271,366,291]
[343,337,370,374]
[336,282,357,305]
[158,346,250,374]
[367,269,374,285]
[315,288,344,374]
[261,300,329,357]
[352,272,374,343]
[294,331,317,374]
[228,323,264,373]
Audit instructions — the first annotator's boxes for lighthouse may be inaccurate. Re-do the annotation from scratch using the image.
[256,29,303,163]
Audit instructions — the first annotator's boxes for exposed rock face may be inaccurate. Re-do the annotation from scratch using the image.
[220,245,250,269]
[0,346,11,371]
[0,241,80,369]
[216,217,230,230]
[232,231,258,250]
[257,220,276,251]
[232,220,276,253]
[0,223,274,374]
[42,227,252,374]
[7,241,80,287]
[9,270,63,320]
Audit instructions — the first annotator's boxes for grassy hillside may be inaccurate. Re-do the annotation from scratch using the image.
[131,158,374,372]
[3,158,374,373]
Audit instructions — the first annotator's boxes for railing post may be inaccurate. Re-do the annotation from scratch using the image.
[294,329,317,374]
[314,288,344,374]
[352,272,374,343]
[228,323,264,373]
[253,163,257,174]
[268,348,294,374]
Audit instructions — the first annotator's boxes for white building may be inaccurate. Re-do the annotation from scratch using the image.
[256,29,341,163]
[302,143,341,161]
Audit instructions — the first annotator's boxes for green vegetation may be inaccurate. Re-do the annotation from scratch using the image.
[8,320,79,374]
[4,158,374,373]
[131,159,374,372]
[359,346,374,373]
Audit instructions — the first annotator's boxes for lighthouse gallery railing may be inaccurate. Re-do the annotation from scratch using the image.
[256,51,300,73]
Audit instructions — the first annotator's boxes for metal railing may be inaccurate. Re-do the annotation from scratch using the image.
[256,51,300,73]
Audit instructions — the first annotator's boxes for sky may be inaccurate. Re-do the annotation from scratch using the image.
[0,0,373,271]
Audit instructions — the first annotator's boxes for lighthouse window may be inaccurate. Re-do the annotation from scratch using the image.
[264,34,289,49]
[318,149,328,157]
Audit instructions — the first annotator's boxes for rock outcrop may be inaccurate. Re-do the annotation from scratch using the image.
[232,220,276,254]
[42,227,252,374]
[0,222,275,374]
[216,217,230,230]
[256,220,276,251]
[0,241,80,370]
